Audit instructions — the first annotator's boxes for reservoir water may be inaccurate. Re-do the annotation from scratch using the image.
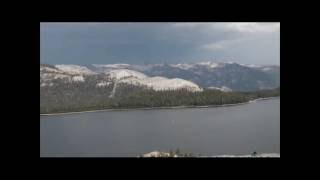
[40,98,280,157]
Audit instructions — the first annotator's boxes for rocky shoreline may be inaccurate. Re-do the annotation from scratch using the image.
[141,151,280,158]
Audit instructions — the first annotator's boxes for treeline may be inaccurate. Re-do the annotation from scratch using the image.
[240,87,280,100]
[40,82,280,114]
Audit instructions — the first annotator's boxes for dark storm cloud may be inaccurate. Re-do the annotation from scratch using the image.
[40,22,280,65]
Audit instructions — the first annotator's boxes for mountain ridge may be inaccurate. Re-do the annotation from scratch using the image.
[40,63,280,114]
[41,62,280,91]
[40,64,203,92]
[44,61,279,91]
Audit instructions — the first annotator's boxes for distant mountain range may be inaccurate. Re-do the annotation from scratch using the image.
[40,62,280,114]
[41,61,280,92]
[90,61,280,91]
[40,64,202,93]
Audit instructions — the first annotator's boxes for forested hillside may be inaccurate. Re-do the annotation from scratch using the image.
[40,63,280,114]
[40,84,280,114]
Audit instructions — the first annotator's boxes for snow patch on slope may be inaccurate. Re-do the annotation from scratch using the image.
[72,75,85,82]
[96,81,111,87]
[170,63,194,70]
[93,64,131,69]
[53,74,70,80]
[240,64,263,68]
[55,65,96,75]
[108,69,148,80]
[207,86,232,92]
[40,66,61,73]
[148,77,202,92]
[196,61,220,68]
[112,71,202,92]
[40,65,89,86]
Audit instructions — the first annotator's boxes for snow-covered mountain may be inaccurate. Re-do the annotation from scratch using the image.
[40,63,280,114]
[91,61,280,91]
[40,64,90,86]
[108,69,148,80]
[55,64,96,75]
[41,61,279,92]
[118,75,202,92]
[40,64,202,92]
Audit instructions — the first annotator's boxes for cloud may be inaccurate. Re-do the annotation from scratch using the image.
[194,23,279,53]
[172,22,280,34]
[220,23,280,33]
[199,38,244,51]
[41,22,280,65]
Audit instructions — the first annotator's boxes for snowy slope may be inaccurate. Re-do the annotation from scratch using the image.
[196,61,221,68]
[92,64,131,73]
[107,69,202,92]
[42,62,279,92]
[207,86,232,92]
[93,62,278,73]
[41,64,203,92]
[240,63,262,68]
[108,69,148,80]
[40,66,61,73]
[119,76,202,92]
[169,63,194,70]
[55,64,96,75]
[90,62,280,91]
[40,64,89,85]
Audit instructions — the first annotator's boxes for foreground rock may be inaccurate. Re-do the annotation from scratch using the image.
[142,151,173,157]
[141,151,280,158]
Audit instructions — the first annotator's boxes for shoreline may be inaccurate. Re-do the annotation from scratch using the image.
[142,151,280,158]
[40,96,279,116]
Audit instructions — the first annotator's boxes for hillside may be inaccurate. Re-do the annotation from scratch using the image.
[40,63,280,114]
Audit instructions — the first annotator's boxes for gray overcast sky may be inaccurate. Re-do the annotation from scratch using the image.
[40,22,280,65]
